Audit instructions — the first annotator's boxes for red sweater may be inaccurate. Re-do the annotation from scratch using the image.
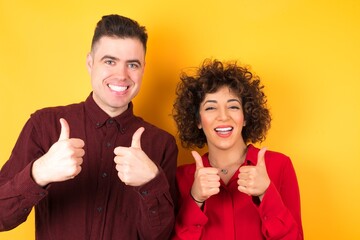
[173,144,303,240]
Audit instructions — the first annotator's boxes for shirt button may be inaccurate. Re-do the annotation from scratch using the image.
[101,172,108,178]
[97,207,103,213]
[108,119,114,124]
[106,142,112,148]
[141,190,148,196]
[96,122,101,127]
[120,127,126,134]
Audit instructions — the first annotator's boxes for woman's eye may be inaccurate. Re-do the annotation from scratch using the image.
[204,107,216,111]
[229,106,240,110]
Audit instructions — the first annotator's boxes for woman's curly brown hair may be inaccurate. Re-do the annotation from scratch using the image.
[172,59,271,149]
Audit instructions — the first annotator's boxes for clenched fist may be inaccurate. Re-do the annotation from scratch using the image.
[32,118,85,186]
[114,127,159,186]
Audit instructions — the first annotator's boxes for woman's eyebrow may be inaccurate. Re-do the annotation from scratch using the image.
[202,100,217,106]
[228,99,241,103]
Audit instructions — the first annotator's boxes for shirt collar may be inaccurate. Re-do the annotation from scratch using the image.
[202,144,259,167]
[84,92,135,128]
[245,144,259,166]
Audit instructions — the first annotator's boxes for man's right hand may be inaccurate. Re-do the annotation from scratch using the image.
[32,118,85,187]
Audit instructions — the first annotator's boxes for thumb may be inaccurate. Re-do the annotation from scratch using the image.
[131,127,144,149]
[257,147,267,167]
[58,118,70,141]
[191,151,204,169]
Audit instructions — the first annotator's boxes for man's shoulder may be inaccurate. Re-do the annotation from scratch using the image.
[31,101,85,119]
[27,102,86,132]
[134,117,174,138]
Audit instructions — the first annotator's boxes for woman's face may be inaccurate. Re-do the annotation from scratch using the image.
[198,86,246,151]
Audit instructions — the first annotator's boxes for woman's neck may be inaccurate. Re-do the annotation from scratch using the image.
[208,144,248,170]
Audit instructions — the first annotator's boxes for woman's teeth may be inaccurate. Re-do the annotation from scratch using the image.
[215,127,233,132]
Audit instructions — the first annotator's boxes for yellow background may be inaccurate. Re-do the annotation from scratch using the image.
[1,0,359,239]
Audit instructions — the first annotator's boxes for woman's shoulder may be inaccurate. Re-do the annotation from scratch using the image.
[177,163,196,176]
[248,144,292,164]
[177,163,195,173]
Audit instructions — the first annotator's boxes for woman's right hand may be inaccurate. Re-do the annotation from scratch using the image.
[190,151,221,206]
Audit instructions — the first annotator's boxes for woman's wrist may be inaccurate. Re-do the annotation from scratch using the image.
[190,191,204,204]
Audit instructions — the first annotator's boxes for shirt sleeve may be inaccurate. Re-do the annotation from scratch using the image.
[257,157,303,240]
[0,118,48,231]
[134,136,178,240]
[172,165,208,240]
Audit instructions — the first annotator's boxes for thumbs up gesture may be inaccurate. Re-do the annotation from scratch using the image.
[114,127,159,186]
[237,147,270,200]
[190,151,220,205]
[32,118,85,186]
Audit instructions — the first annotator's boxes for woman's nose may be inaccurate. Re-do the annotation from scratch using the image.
[217,108,229,120]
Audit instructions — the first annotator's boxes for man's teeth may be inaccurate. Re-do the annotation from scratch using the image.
[215,127,233,132]
[108,84,127,92]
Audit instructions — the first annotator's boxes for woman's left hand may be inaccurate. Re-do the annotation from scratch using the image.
[237,147,270,200]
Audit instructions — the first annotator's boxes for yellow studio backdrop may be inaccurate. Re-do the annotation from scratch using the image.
[0,0,359,239]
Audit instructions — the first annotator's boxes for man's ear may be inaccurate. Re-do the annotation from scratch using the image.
[86,53,93,74]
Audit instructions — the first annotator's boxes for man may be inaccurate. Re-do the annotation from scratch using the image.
[0,14,178,240]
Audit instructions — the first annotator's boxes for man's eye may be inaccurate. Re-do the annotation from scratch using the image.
[105,60,115,65]
[128,63,139,69]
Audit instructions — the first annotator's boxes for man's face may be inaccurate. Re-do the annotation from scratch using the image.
[86,36,145,117]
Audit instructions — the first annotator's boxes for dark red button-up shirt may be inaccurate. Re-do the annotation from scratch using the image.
[0,93,178,240]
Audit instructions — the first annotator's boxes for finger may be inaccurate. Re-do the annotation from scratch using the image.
[205,175,221,182]
[131,127,144,149]
[75,157,84,166]
[58,118,70,141]
[68,139,85,148]
[238,185,249,194]
[208,187,220,196]
[238,178,246,186]
[239,165,252,173]
[114,155,125,164]
[197,167,219,175]
[73,148,85,158]
[238,172,249,180]
[191,151,204,169]
[113,146,123,156]
[256,147,267,167]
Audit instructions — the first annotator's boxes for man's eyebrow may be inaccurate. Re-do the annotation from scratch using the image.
[126,59,142,66]
[100,55,119,61]
[100,56,142,66]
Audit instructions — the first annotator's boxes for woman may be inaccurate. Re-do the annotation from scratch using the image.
[172,59,303,239]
